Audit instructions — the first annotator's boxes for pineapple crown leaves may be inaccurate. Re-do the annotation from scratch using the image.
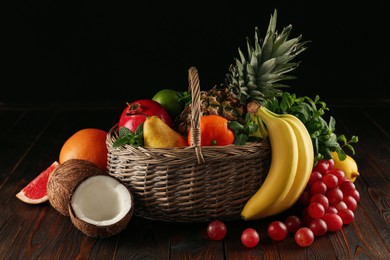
[226,9,310,104]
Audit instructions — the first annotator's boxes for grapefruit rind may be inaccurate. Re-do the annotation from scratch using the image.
[16,161,60,204]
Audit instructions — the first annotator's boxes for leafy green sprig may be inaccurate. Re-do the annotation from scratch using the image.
[264,92,358,164]
[112,123,144,148]
[177,91,192,106]
[228,113,261,145]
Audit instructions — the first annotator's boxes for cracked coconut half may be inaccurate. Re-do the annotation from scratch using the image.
[69,174,134,238]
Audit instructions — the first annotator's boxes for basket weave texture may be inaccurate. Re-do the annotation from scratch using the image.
[106,67,271,222]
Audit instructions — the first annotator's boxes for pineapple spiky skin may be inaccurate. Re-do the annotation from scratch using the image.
[174,84,246,135]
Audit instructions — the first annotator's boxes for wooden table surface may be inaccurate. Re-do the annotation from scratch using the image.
[1,99,389,259]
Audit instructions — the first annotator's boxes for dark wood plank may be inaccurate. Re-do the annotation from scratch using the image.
[329,105,390,258]
[114,217,171,259]
[0,109,56,177]
[0,109,25,141]
[169,221,224,260]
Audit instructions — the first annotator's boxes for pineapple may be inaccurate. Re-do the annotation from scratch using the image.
[175,84,247,135]
[175,9,309,135]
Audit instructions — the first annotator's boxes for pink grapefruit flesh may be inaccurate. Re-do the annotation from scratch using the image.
[16,161,60,204]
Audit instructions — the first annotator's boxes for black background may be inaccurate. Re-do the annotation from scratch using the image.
[4,1,389,104]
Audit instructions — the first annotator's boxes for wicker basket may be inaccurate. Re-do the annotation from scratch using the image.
[106,67,271,222]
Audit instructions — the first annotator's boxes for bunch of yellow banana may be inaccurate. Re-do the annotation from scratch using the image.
[241,101,314,220]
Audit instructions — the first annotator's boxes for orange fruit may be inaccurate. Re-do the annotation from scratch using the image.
[16,161,60,204]
[188,115,235,146]
[59,128,108,170]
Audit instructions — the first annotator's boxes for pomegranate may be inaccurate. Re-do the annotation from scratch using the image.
[118,99,173,132]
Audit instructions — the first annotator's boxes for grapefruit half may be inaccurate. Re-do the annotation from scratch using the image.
[16,161,60,204]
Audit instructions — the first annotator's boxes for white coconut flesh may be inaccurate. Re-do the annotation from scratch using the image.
[70,175,132,226]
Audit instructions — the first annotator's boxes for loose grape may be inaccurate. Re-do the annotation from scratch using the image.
[339,180,355,195]
[325,168,345,184]
[322,173,339,189]
[325,205,338,214]
[310,193,329,209]
[346,188,360,202]
[285,215,303,234]
[338,209,355,225]
[343,195,358,211]
[308,171,323,185]
[322,213,343,232]
[334,201,348,212]
[295,227,315,247]
[207,220,227,240]
[326,187,343,206]
[310,181,327,195]
[339,176,350,185]
[313,160,331,175]
[308,202,325,219]
[325,206,339,214]
[309,218,328,237]
[241,228,260,248]
[267,221,288,241]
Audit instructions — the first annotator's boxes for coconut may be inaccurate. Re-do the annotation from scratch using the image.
[68,174,134,238]
[47,159,106,216]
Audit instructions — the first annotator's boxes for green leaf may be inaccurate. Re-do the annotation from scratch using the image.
[350,135,359,143]
[135,122,144,135]
[328,117,336,132]
[178,91,192,106]
[228,121,245,133]
[235,134,248,146]
[346,145,356,155]
[113,125,144,148]
[247,123,259,134]
[335,149,347,161]
[229,113,262,145]
[337,134,347,145]
[118,126,131,138]
[113,137,130,148]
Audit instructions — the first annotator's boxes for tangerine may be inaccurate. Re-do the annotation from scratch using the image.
[59,128,108,170]
[188,115,235,146]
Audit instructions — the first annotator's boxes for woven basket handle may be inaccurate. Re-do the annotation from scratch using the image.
[188,67,205,164]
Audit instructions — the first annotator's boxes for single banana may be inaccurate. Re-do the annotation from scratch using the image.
[241,103,299,220]
[260,112,314,216]
[250,113,268,139]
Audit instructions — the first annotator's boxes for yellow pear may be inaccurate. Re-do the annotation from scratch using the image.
[143,116,188,148]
